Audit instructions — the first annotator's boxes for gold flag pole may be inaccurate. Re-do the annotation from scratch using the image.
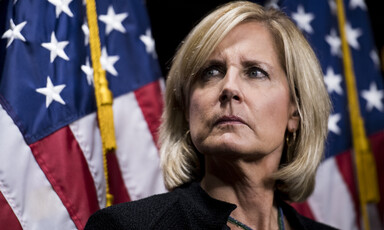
[335,0,380,229]
[85,0,116,207]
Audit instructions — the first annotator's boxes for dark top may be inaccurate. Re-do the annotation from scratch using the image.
[85,182,338,230]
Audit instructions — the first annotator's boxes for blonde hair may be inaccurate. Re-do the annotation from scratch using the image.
[159,1,331,202]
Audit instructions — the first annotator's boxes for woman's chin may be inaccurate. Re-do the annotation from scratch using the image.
[199,142,256,158]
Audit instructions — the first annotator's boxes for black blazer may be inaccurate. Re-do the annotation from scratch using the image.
[85,182,338,230]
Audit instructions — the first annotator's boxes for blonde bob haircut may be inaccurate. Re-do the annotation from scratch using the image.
[159,1,331,202]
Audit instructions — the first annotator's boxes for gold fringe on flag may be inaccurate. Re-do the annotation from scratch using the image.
[85,0,116,207]
[335,0,380,229]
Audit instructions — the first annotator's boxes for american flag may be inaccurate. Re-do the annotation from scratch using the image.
[0,0,166,229]
[262,0,384,229]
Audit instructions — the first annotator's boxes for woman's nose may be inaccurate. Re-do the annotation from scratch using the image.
[219,71,243,104]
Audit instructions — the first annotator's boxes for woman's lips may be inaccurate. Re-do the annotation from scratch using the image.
[214,115,246,126]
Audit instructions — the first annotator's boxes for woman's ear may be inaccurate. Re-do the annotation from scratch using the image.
[287,106,300,132]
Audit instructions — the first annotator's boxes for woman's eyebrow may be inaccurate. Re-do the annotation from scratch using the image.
[242,60,273,71]
[203,59,226,67]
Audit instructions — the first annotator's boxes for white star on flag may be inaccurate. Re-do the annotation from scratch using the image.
[361,82,384,112]
[370,50,380,69]
[350,0,367,10]
[328,113,342,135]
[324,67,343,95]
[1,19,27,48]
[98,6,128,35]
[292,5,315,34]
[325,29,341,57]
[48,0,74,18]
[328,0,337,15]
[100,47,120,76]
[140,29,157,59]
[264,0,280,9]
[346,23,362,50]
[82,22,89,45]
[36,76,66,108]
[41,32,70,63]
[81,58,94,85]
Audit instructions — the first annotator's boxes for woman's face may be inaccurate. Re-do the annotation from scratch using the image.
[188,22,299,159]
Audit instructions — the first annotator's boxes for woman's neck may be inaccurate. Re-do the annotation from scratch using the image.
[200,152,282,230]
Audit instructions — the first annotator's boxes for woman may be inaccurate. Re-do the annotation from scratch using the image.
[86,1,335,229]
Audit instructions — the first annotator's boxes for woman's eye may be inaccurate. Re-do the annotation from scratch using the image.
[247,67,269,78]
[206,68,220,77]
[247,67,269,79]
[201,65,224,80]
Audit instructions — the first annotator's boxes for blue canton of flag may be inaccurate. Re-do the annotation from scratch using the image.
[0,0,166,229]
[261,0,384,229]
[0,0,161,144]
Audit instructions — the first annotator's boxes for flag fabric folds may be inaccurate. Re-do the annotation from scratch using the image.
[0,0,166,229]
[264,0,384,229]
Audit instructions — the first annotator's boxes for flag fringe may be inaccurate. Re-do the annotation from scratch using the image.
[85,0,116,207]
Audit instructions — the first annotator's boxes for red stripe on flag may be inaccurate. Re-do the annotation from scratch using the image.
[334,131,384,228]
[134,80,163,147]
[0,191,22,230]
[107,151,131,205]
[335,149,360,228]
[291,201,316,220]
[370,131,384,223]
[29,126,99,230]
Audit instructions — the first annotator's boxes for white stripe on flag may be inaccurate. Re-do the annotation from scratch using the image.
[113,92,167,201]
[0,105,76,230]
[69,113,106,209]
[308,157,358,230]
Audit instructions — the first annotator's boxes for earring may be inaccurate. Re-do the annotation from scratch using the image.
[286,130,296,147]
[285,135,290,147]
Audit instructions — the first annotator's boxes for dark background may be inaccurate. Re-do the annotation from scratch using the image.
[146,0,384,78]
